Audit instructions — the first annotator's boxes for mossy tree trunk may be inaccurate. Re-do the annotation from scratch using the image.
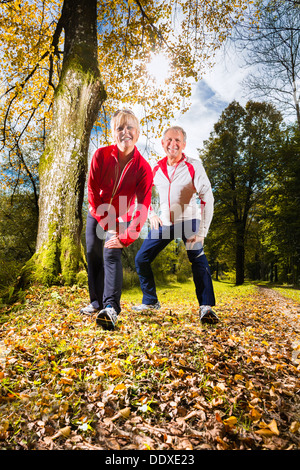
[23,0,106,286]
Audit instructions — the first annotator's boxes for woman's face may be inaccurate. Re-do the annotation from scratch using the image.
[113,117,139,154]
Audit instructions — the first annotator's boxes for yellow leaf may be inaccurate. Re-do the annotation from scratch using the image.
[234,374,244,382]
[113,383,126,393]
[96,363,106,376]
[255,428,274,437]
[108,365,123,377]
[255,419,279,436]
[267,419,279,436]
[249,408,262,422]
[223,416,238,426]
[290,421,300,433]
[246,380,254,390]
[61,367,77,377]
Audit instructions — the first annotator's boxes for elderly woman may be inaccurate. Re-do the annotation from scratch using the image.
[81,109,153,330]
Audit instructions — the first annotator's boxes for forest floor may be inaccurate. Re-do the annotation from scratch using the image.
[0,280,299,452]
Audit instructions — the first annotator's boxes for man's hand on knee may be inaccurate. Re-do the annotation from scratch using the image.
[186,235,204,250]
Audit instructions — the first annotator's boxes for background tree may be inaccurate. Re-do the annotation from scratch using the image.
[231,0,300,129]
[0,192,38,291]
[201,100,283,285]
[0,0,251,287]
[258,125,300,284]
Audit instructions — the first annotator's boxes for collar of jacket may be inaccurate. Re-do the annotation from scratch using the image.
[157,153,186,179]
[111,144,140,163]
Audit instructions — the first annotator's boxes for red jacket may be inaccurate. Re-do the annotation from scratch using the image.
[88,144,153,246]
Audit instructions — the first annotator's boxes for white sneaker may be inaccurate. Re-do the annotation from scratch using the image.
[80,304,99,315]
[96,306,118,330]
[132,302,161,312]
[200,306,219,324]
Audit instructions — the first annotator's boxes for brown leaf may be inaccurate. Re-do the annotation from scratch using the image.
[176,438,193,450]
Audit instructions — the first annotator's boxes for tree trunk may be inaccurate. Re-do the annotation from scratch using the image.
[235,223,245,285]
[21,0,106,286]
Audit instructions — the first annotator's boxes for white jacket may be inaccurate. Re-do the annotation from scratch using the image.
[149,154,214,238]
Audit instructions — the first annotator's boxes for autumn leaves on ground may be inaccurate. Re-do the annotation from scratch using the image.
[0,281,299,451]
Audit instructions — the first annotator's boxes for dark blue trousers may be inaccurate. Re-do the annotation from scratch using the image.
[135,220,215,307]
[86,212,123,314]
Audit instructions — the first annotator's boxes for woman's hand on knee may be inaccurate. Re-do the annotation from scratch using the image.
[105,234,125,249]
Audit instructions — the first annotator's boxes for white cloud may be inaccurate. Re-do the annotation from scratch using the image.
[136,45,250,163]
[173,47,249,158]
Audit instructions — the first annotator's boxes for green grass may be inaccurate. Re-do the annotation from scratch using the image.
[122,279,259,307]
[251,280,300,304]
[272,286,300,303]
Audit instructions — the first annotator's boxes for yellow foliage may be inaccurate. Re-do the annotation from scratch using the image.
[0,0,254,170]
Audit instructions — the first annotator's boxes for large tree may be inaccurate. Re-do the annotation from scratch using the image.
[231,0,300,129]
[201,100,283,285]
[258,125,300,284]
[0,0,251,286]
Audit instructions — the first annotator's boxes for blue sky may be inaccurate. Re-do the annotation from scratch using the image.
[138,45,249,162]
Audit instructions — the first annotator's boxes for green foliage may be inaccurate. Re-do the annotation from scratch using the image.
[152,240,178,283]
[201,100,284,285]
[176,241,192,283]
[0,192,38,291]
[258,125,300,284]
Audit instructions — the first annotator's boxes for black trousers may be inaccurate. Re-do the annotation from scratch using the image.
[85,212,124,314]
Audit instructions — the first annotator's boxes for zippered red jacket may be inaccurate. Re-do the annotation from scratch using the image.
[88,144,153,247]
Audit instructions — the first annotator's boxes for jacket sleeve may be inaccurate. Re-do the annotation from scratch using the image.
[118,163,153,246]
[193,160,214,238]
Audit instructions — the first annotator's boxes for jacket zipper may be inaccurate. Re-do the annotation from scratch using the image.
[167,160,181,224]
[108,158,134,210]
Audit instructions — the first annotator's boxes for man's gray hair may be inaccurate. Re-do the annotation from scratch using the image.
[163,126,187,142]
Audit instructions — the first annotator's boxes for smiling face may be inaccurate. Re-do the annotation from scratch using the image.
[112,111,140,156]
[162,128,186,165]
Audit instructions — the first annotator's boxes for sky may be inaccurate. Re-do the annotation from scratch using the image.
[137,45,250,163]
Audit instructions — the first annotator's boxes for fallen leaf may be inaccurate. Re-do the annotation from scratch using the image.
[255,419,280,436]
[290,422,300,433]
[223,416,238,426]
[249,408,262,422]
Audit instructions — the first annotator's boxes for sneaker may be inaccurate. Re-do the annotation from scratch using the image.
[80,304,99,315]
[132,301,161,312]
[200,306,219,324]
[96,305,118,330]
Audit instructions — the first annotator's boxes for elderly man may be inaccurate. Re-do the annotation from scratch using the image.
[133,125,219,324]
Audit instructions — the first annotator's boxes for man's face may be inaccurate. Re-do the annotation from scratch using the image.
[162,129,186,161]
[113,118,139,154]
